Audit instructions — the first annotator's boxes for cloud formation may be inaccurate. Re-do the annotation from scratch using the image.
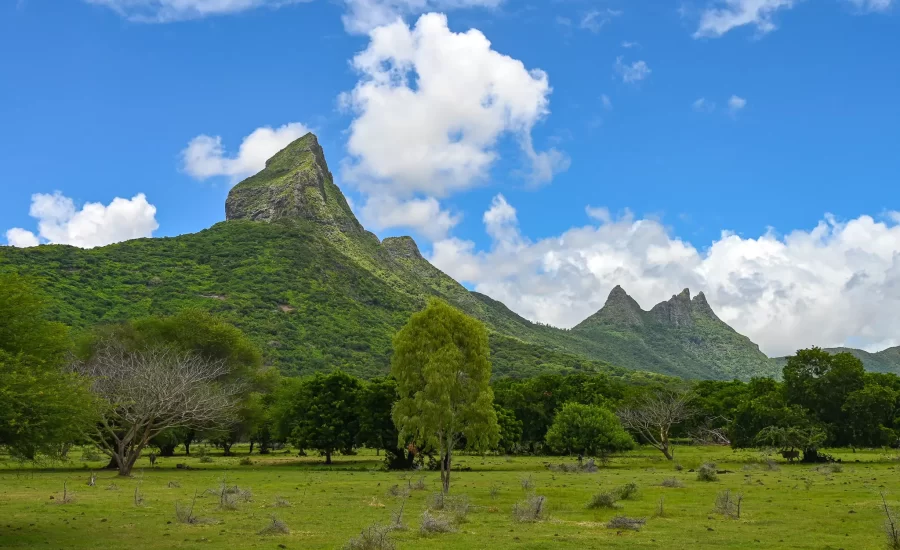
[430,195,900,357]
[728,94,747,113]
[341,0,502,34]
[341,13,565,238]
[5,192,159,249]
[84,0,309,22]
[614,56,651,84]
[694,0,795,38]
[182,123,311,183]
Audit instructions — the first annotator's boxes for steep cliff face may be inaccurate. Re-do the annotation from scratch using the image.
[225,133,363,234]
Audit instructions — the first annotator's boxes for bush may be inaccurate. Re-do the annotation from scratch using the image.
[697,462,718,482]
[513,495,547,522]
[80,447,102,462]
[239,457,253,466]
[661,477,684,488]
[618,482,639,500]
[258,515,290,535]
[587,490,620,509]
[713,489,743,519]
[606,515,646,531]
[426,493,469,523]
[199,456,214,464]
[674,462,684,471]
[419,511,455,534]
[343,524,396,550]
[273,496,291,508]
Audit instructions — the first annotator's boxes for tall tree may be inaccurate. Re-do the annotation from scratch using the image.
[391,299,499,493]
[545,402,634,457]
[617,390,693,460]
[0,272,95,459]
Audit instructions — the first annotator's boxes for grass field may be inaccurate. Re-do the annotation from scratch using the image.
[2,445,899,549]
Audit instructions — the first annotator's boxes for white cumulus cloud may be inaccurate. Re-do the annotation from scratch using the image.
[429,194,900,357]
[5,192,159,249]
[182,122,311,183]
[340,13,565,237]
[83,0,309,22]
[693,97,716,112]
[614,56,651,84]
[694,0,795,38]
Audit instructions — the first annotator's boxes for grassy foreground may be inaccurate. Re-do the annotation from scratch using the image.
[1,445,899,549]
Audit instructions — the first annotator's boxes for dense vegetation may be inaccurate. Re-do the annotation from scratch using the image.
[8,133,892,381]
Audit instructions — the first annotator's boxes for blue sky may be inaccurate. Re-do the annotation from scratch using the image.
[2,0,899,355]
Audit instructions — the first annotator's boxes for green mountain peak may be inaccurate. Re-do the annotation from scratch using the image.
[225,132,363,234]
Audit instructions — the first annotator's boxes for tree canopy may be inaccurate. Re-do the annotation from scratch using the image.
[545,402,634,457]
[391,299,499,492]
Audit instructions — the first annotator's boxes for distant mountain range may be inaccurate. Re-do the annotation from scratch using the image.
[2,133,897,380]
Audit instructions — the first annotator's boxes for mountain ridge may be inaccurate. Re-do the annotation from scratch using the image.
[2,132,896,380]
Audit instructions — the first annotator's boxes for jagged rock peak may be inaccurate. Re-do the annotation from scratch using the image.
[691,291,719,320]
[650,288,694,327]
[225,133,363,233]
[584,284,644,327]
[382,236,423,260]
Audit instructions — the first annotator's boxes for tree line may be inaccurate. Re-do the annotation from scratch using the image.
[3,271,900,490]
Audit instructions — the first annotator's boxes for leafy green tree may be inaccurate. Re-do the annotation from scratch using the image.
[494,404,523,454]
[276,371,362,464]
[358,377,415,469]
[0,272,96,459]
[545,402,633,457]
[842,382,898,447]
[391,300,499,493]
[783,347,865,446]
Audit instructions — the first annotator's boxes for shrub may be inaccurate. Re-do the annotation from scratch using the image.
[520,475,534,491]
[513,495,547,522]
[419,511,455,534]
[713,489,743,519]
[697,462,718,482]
[258,515,290,535]
[199,456,214,464]
[661,477,684,488]
[880,491,900,550]
[674,462,684,471]
[175,491,216,525]
[167,481,181,489]
[618,482,639,500]
[426,493,469,523]
[606,516,646,531]
[80,447,102,462]
[343,524,396,550]
[239,457,253,466]
[273,496,291,508]
[410,477,426,491]
[388,484,409,498]
[489,484,500,500]
[587,490,620,509]
[654,497,666,518]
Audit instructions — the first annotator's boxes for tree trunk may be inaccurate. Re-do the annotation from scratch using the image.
[249,441,255,455]
[104,456,118,470]
[183,430,194,456]
[222,442,233,456]
[661,446,673,460]
[325,450,332,465]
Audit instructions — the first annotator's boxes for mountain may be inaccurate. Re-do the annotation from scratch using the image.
[571,286,780,380]
[2,133,894,380]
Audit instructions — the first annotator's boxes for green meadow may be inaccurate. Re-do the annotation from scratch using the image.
[2,445,899,549]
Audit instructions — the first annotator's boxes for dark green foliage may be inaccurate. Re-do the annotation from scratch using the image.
[0,272,96,459]
[544,402,634,457]
[276,371,362,464]
[494,404,523,454]
[357,377,414,469]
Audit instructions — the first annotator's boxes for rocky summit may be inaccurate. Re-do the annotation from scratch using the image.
[225,133,363,234]
[2,133,897,380]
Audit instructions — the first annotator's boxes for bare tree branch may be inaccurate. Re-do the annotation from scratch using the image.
[72,342,243,476]
[617,391,694,460]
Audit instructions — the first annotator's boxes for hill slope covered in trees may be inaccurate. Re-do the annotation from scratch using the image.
[2,133,894,379]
